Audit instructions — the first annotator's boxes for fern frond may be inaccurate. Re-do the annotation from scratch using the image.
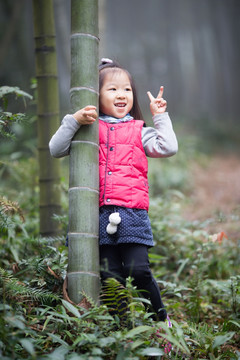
[80,290,97,309]
[0,267,60,305]
[101,278,129,321]
[39,235,66,245]
[12,256,65,296]
[0,197,25,222]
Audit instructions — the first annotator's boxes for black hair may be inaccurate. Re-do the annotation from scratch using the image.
[99,58,144,120]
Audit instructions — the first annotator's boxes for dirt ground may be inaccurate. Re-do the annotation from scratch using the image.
[183,155,240,241]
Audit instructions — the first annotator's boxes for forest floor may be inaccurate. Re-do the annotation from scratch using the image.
[183,154,240,242]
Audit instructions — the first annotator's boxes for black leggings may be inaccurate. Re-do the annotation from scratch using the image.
[100,243,167,321]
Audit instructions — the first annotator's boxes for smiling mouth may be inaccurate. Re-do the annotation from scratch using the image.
[115,103,126,107]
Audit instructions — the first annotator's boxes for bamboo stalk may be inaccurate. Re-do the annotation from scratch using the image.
[32,0,61,236]
[68,0,100,304]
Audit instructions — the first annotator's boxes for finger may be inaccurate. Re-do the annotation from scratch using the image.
[86,115,96,123]
[158,98,166,105]
[86,115,97,122]
[85,105,97,111]
[157,86,164,99]
[147,91,155,102]
[85,109,97,118]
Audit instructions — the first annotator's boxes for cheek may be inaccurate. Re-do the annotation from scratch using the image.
[99,98,107,112]
[128,97,134,110]
[99,96,105,111]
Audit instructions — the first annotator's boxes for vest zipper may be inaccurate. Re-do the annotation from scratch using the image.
[103,126,110,202]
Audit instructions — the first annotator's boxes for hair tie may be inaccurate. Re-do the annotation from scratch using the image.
[101,58,113,65]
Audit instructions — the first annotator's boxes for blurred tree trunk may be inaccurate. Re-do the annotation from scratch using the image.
[67,0,100,304]
[0,2,23,68]
[32,0,61,236]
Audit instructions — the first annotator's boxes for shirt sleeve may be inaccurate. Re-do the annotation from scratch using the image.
[49,114,81,158]
[141,112,178,158]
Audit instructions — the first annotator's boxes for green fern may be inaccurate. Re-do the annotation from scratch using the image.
[101,277,130,325]
[0,196,25,232]
[80,290,99,309]
[12,244,67,290]
[0,86,32,140]
[186,265,203,323]
[0,267,60,305]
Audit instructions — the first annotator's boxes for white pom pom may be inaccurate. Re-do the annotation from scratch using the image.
[109,212,121,225]
[106,212,121,234]
[106,223,117,234]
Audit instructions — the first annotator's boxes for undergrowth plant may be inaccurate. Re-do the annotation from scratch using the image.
[0,109,239,358]
[0,191,239,359]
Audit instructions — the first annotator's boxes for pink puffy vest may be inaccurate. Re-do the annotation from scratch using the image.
[99,119,149,210]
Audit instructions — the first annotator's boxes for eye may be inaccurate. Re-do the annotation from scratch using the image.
[125,87,132,92]
[109,87,116,91]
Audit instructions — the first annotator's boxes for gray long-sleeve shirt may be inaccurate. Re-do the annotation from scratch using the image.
[49,112,178,158]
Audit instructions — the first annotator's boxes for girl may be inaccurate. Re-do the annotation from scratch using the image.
[49,58,178,322]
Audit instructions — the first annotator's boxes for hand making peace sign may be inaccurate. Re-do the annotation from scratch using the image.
[147,86,167,116]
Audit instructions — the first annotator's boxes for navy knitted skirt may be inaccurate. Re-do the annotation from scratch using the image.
[99,205,154,247]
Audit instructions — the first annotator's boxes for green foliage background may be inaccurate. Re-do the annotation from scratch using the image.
[0,88,239,359]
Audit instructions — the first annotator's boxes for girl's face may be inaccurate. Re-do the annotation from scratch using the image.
[99,70,133,118]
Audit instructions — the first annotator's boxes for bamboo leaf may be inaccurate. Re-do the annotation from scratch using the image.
[157,320,190,354]
[130,339,146,350]
[19,339,35,356]
[133,297,151,305]
[10,245,20,263]
[228,320,240,328]
[124,325,153,338]
[6,316,25,330]
[43,314,54,331]
[0,86,32,100]
[46,345,70,359]
[62,299,81,318]
[98,336,116,347]
[212,332,235,349]
[138,347,165,356]
[0,304,11,311]
[47,333,69,347]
